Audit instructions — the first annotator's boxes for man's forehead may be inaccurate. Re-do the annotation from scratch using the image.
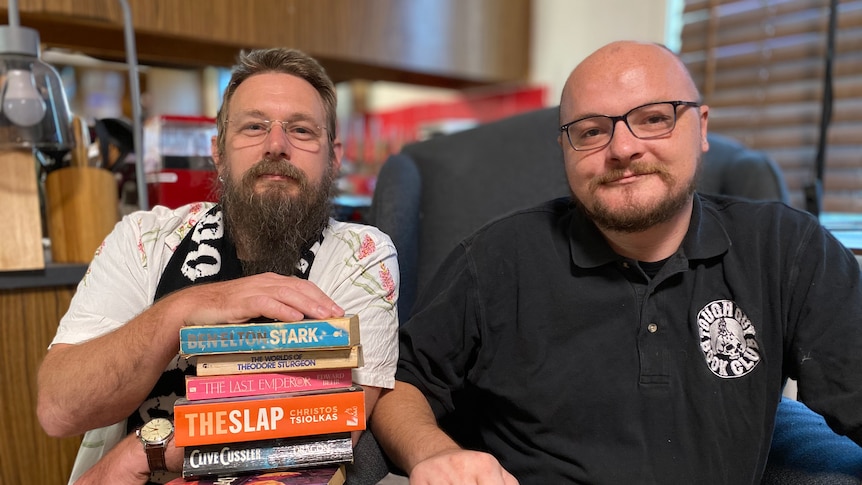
[229,73,324,120]
[563,58,693,119]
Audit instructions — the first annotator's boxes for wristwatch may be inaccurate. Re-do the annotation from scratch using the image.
[136,417,174,472]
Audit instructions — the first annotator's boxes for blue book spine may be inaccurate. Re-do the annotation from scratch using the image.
[179,317,357,355]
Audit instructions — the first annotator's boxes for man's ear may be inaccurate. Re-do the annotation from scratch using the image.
[331,139,343,177]
[211,135,222,170]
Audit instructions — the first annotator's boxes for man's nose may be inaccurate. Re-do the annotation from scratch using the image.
[264,122,292,155]
[606,119,642,161]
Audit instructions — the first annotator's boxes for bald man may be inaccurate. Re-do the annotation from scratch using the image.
[371,41,862,484]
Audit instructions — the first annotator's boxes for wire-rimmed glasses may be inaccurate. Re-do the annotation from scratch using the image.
[225,118,327,152]
[560,101,701,151]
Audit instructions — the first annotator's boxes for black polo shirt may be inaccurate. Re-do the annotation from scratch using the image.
[396,194,862,485]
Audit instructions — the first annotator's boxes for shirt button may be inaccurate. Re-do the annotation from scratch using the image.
[622,261,630,269]
[647,323,658,333]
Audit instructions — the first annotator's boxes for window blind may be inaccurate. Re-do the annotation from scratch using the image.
[680,0,862,211]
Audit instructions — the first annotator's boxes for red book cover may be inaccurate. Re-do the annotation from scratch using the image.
[165,464,345,484]
[185,370,353,401]
[174,387,365,447]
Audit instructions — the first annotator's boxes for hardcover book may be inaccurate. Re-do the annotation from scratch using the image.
[193,346,363,377]
[183,433,353,478]
[180,315,360,356]
[185,370,353,401]
[174,386,366,447]
[166,464,345,485]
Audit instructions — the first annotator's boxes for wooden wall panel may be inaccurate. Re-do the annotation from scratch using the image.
[289,0,530,81]
[0,286,81,485]
[0,0,530,88]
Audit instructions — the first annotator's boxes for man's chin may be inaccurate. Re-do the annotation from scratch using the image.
[254,179,301,196]
[588,192,692,233]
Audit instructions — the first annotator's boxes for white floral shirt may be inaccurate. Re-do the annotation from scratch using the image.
[52,202,400,389]
[56,203,399,483]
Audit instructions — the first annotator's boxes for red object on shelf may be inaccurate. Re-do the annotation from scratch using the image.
[147,169,218,209]
[343,84,548,167]
[144,115,218,208]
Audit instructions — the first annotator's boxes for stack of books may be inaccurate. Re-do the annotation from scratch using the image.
[167,315,366,485]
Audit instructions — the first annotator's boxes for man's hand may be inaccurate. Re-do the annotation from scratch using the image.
[371,383,517,485]
[73,431,184,485]
[409,449,519,485]
[72,433,149,485]
[167,272,345,325]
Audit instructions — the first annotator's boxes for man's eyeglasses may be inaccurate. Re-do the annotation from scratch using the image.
[560,101,701,151]
[225,118,327,152]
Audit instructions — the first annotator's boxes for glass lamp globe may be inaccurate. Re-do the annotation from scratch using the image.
[0,25,73,151]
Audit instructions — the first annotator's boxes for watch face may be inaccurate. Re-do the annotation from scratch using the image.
[140,418,173,443]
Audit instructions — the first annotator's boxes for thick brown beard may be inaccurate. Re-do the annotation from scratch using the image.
[220,157,334,276]
[583,159,698,233]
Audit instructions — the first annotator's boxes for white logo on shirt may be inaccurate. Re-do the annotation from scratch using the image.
[696,299,761,378]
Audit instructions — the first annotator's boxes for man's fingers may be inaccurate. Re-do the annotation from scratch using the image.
[177,273,344,325]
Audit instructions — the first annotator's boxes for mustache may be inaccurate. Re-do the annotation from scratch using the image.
[590,163,669,189]
[243,157,308,185]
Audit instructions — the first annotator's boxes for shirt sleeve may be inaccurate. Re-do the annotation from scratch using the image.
[786,220,862,445]
[311,222,400,390]
[395,241,482,418]
[50,207,187,347]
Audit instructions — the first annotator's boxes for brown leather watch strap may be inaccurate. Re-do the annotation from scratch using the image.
[144,444,167,472]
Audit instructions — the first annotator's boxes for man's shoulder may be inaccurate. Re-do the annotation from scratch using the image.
[477,197,573,232]
[122,202,216,251]
[698,194,822,242]
[459,197,574,251]
[327,219,393,240]
[127,202,216,229]
[323,219,397,254]
[699,194,815,225]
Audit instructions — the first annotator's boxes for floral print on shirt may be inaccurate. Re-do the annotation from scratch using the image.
[334,230,397,312]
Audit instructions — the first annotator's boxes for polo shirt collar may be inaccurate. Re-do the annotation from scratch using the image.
[567,194,730,268]
[680,194,731,261]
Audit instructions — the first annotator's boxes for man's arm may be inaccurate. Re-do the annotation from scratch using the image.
[371,381,518,485]
[37,273,344,438]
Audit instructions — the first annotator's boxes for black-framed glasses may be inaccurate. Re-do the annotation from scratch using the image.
[225,118,327,152]
[560,100,701,151]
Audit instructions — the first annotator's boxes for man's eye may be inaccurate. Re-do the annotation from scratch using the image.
[241,123,267,133]
[643,114,671,125]
[574,122,609,141]
[580,128,604,139]
[289,124,318,139]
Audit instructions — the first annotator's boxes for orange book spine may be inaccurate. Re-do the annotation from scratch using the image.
[174,387,365,447]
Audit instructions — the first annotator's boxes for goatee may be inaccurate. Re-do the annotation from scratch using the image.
[220,157,334,276]
[582,159,699,233]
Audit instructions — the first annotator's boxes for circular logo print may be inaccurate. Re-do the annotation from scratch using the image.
[697,299,761,378]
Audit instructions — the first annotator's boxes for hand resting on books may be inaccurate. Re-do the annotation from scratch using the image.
[163,272,347,326]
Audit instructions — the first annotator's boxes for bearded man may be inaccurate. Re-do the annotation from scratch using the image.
[371,41,862,485]
[37,48,399,485]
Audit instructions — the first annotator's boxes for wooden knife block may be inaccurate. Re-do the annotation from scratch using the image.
[45,167,119,264]
[0,150,45,270]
